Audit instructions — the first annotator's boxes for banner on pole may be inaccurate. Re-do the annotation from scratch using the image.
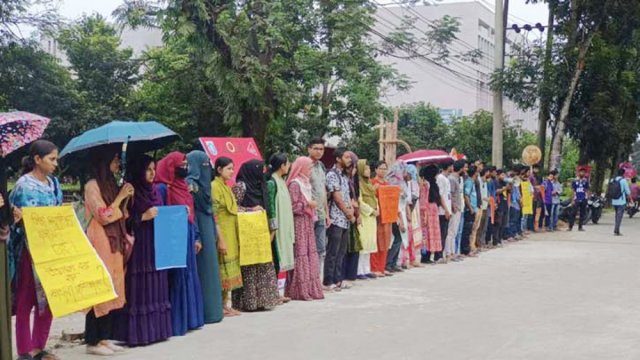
[22,206,117,318]
[199,137,263,182]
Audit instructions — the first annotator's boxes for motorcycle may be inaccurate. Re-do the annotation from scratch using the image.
[558,194,605,226]
[628,201,640,218]
[586,193,605,225]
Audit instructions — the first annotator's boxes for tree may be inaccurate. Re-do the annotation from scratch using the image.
[0,0,59,45]
[58,14,139,128]
[494,0,640,173]
[0,43,80,148]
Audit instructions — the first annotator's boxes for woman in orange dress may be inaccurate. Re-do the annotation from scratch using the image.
[369,161,392,277]
[84,146,134,356]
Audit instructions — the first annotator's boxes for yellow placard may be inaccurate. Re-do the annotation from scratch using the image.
[22,206,117,318]
[237,210,273,266]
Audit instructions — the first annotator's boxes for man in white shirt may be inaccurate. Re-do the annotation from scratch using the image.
[435,160,454,262]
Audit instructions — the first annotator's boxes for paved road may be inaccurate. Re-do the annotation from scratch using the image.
[48,213,640,360]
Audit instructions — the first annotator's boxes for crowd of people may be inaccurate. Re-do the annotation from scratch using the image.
[0,137,637,360]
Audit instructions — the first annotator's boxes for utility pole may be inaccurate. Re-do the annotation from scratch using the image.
[492,0,506,168]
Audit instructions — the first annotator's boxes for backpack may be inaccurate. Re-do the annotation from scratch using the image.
[606,178,623,200]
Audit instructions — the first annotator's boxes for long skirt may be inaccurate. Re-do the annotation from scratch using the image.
[195,211,224,324]
[232,263,279,311]
[169,224,204,336]
[113,220,172,346]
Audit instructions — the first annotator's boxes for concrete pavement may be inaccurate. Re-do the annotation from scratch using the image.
[46,212,640,360]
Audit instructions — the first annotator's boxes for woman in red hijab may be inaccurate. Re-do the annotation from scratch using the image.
[155,152,204,336]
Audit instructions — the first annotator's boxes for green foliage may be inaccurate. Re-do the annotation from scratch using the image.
[0,43,80,148]
[58,14,139,128]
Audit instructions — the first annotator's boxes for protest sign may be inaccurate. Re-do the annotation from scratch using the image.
[22,206,116,318]
[199,137,263,182]
[237,210,272,266]
[378,186,401,224]
[154,206,188,270]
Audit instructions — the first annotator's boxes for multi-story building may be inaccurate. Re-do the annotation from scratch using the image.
[375,0,538,131]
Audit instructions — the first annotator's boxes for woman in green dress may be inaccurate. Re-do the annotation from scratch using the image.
[266,154,295,303]
[211,157,242,317]
[187,151,224,324]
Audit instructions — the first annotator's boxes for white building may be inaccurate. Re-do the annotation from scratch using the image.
[375,1,539,131]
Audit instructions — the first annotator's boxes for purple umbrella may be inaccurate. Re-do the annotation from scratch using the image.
[0,111,51,157]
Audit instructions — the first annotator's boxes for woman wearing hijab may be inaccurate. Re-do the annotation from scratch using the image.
[83,146,133,355]
[341,151,361,287]
[369,161,392,277]
[285,156,324,301]
[266,154,295,303]
[232,160,279,311]
[211,157,242,317]
[187,151,224,324]
[419,165,443,263]
[155,152,204,335]
[405,165,423,268]
[385,161,410,272]
[113,155,172,346]
[9,140,63,360]
[356,160,378,280]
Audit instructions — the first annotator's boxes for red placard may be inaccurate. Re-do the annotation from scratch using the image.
[199,137,263,181]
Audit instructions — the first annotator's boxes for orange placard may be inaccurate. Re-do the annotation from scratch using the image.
[378,186,401,224]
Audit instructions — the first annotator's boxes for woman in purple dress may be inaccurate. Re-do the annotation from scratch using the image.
[114,155,172,346]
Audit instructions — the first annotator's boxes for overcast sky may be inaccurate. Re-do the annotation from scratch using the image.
[55,0,549,25]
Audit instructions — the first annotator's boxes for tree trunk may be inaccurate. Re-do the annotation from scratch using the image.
[592,158,606,194]
[537,8,555,172]
[549,33,596,171]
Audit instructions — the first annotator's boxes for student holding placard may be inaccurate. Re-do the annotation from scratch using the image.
[113,155,172,346]
[83,146,134,356]
[232,160,279,311]
[211,157,242,317]
[155,152,205,336]
[9,140,62,360]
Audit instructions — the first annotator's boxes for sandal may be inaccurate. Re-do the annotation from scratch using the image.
[34,351,60,360]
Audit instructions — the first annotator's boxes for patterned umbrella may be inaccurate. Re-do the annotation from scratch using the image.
[0,111,51,157]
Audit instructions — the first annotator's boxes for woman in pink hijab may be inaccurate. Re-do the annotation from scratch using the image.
[285,157,324,301]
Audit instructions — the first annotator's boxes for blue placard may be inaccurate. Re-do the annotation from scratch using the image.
[154,205,188,270]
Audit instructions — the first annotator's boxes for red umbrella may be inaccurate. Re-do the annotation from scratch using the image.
[397,149,453,164]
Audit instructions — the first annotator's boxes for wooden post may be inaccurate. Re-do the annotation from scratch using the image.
[378,114,385,161]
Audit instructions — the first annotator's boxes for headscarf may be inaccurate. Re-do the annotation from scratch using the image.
[346,151,359,199]
[235,159,268,208]
[187,150,213,215]
[386,161,409,200]
[155,151,195,223]
[358,160,377,210]
[90,146,128,254]
[407,164,420,201]
[126,155,161,216]
[287,156,314,203]
[287,156,315,217]
[421,164,441,204]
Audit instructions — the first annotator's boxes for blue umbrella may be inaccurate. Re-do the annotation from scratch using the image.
[60,120,180,158]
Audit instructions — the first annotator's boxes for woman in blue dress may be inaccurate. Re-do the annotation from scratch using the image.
[154,152,204,336]
[187,150,224,324]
